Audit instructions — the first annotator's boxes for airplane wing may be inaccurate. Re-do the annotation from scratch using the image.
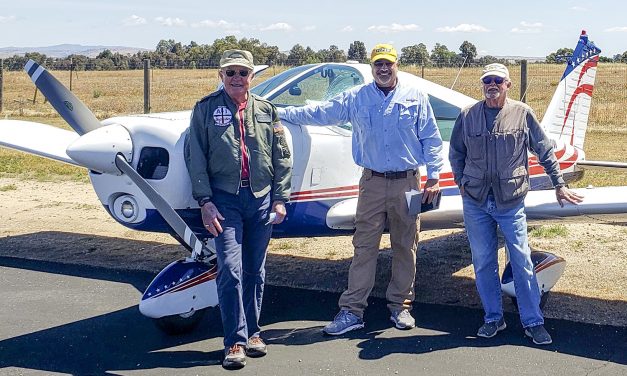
[0,120,81,166]
[326,186,627,231]
[576,160,627,170]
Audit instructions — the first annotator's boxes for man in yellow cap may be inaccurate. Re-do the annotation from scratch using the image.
[279,44,443,335]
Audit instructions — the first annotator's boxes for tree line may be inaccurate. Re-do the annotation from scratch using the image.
[1,35,624,71]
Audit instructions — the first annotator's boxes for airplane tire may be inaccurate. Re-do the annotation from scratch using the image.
[154,308,208,335]
[509,291,550,311]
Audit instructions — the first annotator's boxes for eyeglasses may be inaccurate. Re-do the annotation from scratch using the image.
[224,69,250,77]
[482,76,505,85]
[373,61,394,69]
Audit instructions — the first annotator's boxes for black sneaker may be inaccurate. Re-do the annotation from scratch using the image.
[246,336,267,358]
[476,318,507,338]
[525,324,553,345]
[223,344,246,369]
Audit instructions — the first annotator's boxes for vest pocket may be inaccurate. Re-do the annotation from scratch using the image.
[498,166,529,202]
[461,168,486,201]
[467,134,486,161]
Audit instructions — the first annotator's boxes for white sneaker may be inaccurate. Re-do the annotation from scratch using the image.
[390,309,416,329]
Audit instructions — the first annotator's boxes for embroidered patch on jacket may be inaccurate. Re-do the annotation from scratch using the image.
[255,113,272,122]
[213,106,232,127]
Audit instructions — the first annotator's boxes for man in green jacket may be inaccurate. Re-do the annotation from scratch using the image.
[185,49,292,369]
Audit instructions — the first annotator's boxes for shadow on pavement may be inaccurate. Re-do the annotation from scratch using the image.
[0,232,626,374]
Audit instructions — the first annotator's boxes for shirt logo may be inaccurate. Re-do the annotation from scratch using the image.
[213,106,232,127]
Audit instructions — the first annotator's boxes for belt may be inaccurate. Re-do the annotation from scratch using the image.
[369,169,415,180]
[240,179,250,187]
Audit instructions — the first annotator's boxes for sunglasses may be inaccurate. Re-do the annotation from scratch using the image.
[224,69,250,77]
[482,76,505,85]
[373,61,394,69]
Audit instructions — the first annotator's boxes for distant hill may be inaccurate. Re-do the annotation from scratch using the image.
[0,44,151,58]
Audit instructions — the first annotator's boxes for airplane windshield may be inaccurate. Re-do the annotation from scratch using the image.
[254,64,365,107]
[251,65,314,97]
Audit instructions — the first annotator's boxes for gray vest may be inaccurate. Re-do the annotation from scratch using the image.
[459,99,531,209]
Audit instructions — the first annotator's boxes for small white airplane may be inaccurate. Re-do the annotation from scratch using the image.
[1,31,625,333]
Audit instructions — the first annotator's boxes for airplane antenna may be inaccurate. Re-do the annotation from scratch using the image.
[520,77,534,104]
[450,54,469,90]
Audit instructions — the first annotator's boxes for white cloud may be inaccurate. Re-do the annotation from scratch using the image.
[436,24,489,33]
[191,19,246,34]
[260,22,293,31]
[122,15,146,26]
[570,6,587,11]
[0,15,16,23]
[155,17,186,27]
[302,25,316,31]
[340,26,354,32]
[511,21,543,34]
[604,26,627,32]
[367,23,421,33]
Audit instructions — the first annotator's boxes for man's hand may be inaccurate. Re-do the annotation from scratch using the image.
[422,178,440,204]
[270,200,287,224]
[556,186,584,207]
[201,202,225,237]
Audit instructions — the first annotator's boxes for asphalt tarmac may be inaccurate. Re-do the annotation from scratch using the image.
[0,256,625,376]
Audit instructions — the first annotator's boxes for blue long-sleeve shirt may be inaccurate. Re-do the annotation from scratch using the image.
[277,80,444,179]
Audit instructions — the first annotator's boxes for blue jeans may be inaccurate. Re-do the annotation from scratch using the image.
[212,188,272,347]
[462,194,543,328]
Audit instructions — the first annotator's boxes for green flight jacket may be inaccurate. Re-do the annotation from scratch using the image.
[185,89,292,204]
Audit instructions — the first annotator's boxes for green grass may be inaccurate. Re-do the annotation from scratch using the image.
[0,183,17,191]
[529,224,568,238]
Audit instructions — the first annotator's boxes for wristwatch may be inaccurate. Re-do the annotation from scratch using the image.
[554,184,565,189]
[198,197,212,207]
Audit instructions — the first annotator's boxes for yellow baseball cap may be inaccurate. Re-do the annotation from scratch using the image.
[370,44,397,63]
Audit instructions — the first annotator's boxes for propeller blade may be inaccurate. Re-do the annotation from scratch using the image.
[114,154,215,261]
[24,59,102,135]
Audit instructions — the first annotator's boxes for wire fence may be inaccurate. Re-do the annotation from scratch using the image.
[1,60,626,132]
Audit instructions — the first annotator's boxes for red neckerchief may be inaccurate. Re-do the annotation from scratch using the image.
[238,101,250,179]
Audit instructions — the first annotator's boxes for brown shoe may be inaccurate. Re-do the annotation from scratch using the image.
[246,336,267,357]
[223,344,246,369]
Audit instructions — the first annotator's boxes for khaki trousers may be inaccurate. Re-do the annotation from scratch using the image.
[338,169,420,318]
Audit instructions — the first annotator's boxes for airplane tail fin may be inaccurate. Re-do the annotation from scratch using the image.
[540,30,601,150]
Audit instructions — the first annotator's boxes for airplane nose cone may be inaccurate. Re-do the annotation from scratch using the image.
[66,124,133,175]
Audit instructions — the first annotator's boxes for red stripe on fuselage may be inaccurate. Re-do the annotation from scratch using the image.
[150,268,217,299]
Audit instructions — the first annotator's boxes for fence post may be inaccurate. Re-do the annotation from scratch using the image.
[520,59,528,103]
[69,58,73,91]
[0,59,3,113]
[143,59,151,114]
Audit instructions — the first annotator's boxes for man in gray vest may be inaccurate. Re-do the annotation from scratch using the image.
[449,63,583,345]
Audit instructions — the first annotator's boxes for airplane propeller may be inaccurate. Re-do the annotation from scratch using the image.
[25,60,102,135]
[24,59,214,261]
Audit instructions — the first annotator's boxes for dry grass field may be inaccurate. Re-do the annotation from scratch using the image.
[1,64,626,187]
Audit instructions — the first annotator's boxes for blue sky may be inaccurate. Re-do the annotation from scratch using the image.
[1,0,626,57]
